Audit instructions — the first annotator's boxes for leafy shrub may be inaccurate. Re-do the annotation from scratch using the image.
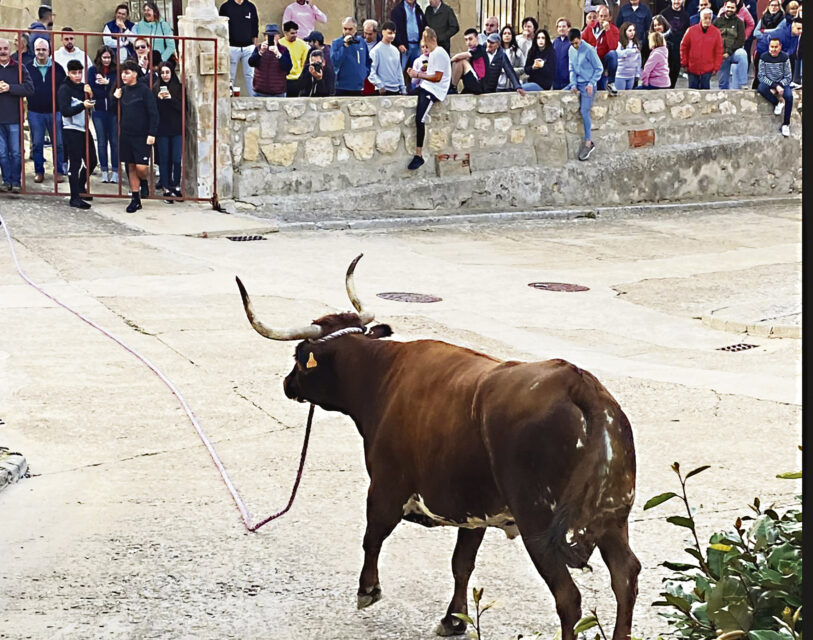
[644,461,802,640]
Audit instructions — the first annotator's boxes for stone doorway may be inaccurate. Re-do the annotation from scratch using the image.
[354,0,401,22]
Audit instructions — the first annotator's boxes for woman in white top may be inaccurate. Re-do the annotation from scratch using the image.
[410,42,431,94]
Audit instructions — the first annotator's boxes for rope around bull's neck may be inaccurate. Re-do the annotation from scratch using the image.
[0,209,312,533]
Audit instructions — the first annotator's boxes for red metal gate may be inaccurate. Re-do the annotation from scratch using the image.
[0,27,220,208]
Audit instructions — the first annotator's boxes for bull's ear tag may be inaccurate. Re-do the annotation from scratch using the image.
[306,352,318,369]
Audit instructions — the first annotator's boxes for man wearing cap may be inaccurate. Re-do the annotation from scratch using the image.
[282,0,327,40]
[391,0,427,71]
[306,30,332,70]
[248,24,293,97]
[220,0,260,97]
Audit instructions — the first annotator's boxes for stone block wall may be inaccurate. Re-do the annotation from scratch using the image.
[228,89,802,221]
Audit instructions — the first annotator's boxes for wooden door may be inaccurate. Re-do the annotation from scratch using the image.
[355,0,402,22]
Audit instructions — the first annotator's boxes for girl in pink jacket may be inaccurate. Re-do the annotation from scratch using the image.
[640,31,671,87]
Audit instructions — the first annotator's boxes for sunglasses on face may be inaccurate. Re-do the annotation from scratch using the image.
[136,44,148,49]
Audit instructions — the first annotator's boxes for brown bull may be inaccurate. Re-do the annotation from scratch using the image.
[236,255,640,640]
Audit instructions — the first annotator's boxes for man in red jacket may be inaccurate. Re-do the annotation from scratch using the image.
[581,4,620,94]
[680,8,723,88]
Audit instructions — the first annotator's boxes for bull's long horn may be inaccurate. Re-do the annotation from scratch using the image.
[346,254,375,325]
[236,277,324,341]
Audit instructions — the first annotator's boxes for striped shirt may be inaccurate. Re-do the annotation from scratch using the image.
[757,51,791,86]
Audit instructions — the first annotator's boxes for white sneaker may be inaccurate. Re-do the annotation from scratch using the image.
[774,101,783,115]
[101,170,109,183]
[111,171,119,184]
[781,124,790,137]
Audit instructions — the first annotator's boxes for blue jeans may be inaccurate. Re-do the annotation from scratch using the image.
[521,82,544,91]
[576,83,595,141]
[688,72,712,89]
[28,111,66,176]
[596,50,618,89]
[91,111,118,171]
[615,76,636,90]
[0,124,22,186]
[757,82,793,125]
[718,48,748,89]
[400,43,422,72]
[157,134,182,189]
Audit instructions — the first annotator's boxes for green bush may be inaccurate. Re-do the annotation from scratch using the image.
[645,461,802,640]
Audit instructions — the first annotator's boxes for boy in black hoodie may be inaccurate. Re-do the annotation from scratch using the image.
[57,59,96,208]
[113,59,158,213]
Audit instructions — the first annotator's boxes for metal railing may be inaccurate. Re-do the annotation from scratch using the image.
[0,27,220,208]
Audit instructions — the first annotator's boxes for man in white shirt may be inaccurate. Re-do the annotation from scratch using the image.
[406,27,451,170]
[368,21,407,95]
[282,0,327,40]
[54,28,90,80]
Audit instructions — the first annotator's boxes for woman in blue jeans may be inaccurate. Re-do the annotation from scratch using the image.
[87,46,119,184]
[153,63,183,202]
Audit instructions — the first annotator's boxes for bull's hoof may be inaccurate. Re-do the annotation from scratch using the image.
[434,615,468,636]
[357,584,382,609]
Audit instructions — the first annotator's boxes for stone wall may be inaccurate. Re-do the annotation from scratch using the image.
[227,89,803,221]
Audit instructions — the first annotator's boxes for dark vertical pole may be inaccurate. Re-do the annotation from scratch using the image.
[83,32,91,197]
[180,36,185,200]
[17,30,26,194]
[51,29,59,194]
[212,36,218,208]
[148,34,154,198]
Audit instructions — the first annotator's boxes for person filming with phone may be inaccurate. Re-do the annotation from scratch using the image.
[57,59,97,209]
[153,63,183,203]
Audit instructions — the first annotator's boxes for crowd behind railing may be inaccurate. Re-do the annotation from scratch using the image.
[0,0,803,206]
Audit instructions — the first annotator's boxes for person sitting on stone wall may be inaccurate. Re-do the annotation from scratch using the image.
[449,30,525,95]
[248,24,292,98]
[409,41,431,93]
[679,8,723,88]
[756,36,794,137]
[405,27,451,170]
[564,27,603,161]
[331,17,368,96]
[581,5,620,93]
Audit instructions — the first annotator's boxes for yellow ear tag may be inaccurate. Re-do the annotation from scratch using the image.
[306,352,318,369]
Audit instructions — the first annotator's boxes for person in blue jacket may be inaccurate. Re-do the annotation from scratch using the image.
[564,28,603,161]
[331,17,368,96]
[552,17,572,89]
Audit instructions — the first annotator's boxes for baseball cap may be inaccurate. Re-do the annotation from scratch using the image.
[265,23,281,35]
[486,32,501,43]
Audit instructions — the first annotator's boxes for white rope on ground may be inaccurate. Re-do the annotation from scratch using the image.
[0,209,298,532]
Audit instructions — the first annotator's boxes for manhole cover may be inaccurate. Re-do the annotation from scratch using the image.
[376,292,442,303]
[226,235,266,242]
[528,282,590,292]
[717,343,759,352]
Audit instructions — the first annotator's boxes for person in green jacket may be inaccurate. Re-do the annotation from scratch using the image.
[134,2,176,64]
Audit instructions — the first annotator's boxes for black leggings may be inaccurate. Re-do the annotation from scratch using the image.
[63,128,97,199]
[415,88,438,148]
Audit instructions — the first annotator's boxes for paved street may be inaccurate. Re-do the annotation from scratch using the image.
[0,195,802,639]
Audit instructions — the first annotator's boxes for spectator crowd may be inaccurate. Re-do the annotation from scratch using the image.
[0,0,803,197]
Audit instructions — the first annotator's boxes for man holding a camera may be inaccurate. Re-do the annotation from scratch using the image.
[331,17,368,96]
[248,23,293,97]
[301,48,334,96]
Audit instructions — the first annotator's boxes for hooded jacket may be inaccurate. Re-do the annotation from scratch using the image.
[566,40,604,87]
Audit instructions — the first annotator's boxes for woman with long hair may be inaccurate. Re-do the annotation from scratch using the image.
[134,2,176,66]
[498,25,526,89]
[522,29,556,90]
[639,31,670,88]
[615,22,642,89]
[87,46,119,183]
[153,62,183,202]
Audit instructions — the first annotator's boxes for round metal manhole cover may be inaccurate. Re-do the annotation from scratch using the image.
[376,292,443,303]
[528,282,590,292]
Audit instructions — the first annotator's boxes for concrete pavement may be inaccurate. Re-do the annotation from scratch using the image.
[0,194,802,639]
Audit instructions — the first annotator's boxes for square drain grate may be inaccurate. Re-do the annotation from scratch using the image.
[717,343,759,352]
[226,235,266,242]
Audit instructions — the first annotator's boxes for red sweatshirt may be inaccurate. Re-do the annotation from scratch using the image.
[581,21,620,59]
[680,23,723,74]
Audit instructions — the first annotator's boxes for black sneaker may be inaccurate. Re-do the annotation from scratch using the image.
[2,182,11,192]
[69,198,91,209]
[172,187,182,199]
[126,196,142,213]
[407,155,425,170]
[163,189,175,204]
[140,180,149,198]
